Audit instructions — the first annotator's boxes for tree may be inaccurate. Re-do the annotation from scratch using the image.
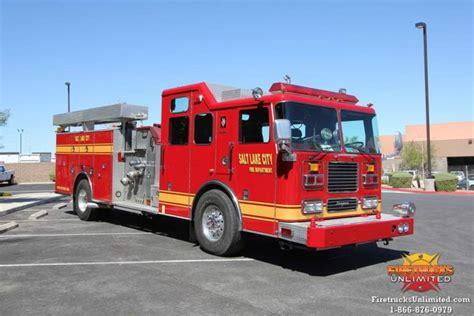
[0,109,10,149]
[344,135,359,144]
[400,141,436,171]
[0,109,9,126]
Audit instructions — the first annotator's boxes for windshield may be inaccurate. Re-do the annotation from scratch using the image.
[340,110,380,154]
[275,102,341,152]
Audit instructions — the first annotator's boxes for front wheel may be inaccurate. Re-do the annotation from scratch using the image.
[73,179,97,221]
[194,190,242,256]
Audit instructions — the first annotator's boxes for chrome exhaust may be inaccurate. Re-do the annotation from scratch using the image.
[86,202,99,209]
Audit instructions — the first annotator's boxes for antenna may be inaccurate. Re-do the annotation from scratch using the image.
[283,75,291,84]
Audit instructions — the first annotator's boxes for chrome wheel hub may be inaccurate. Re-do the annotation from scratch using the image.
[77,189,88,213]
[202,207,225,242]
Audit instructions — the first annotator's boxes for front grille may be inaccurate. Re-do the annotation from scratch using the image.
[327,198,358,213]
[327,162,358,192]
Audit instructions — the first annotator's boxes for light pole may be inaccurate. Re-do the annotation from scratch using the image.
[415,21,432,178]
[17,129,24,155]
[65,82,71,113]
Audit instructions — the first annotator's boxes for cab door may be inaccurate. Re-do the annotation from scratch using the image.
[160,94,191,218]
[190,101,216,195]
[234,105,277,235]
[215,110,234,176]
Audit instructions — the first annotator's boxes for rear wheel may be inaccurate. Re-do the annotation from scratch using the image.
[73,179,97,221]
[8,175,14,185]
[194,190,242,256]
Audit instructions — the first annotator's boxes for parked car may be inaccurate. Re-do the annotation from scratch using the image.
[450,171,465,181]
[0,165,15,185]
[458,175,474,190]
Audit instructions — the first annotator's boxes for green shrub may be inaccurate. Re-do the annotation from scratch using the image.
[0,192,13,197]
[49,171,56,182]
[434,173,457,192]
[389,172,412,188]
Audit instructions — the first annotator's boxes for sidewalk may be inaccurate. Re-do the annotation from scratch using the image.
[382,185,474,196]
[0,192,63,216]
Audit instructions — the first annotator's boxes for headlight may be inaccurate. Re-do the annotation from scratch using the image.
[302,200,323,214]
[362,197,378,209]
[392,202,416,218]
[403,223,409,233]
[398,224,404,234]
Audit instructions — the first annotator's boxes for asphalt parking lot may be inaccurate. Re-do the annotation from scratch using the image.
[0,192,473,315]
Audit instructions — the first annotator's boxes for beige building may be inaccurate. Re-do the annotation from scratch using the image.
[380,121,474,174]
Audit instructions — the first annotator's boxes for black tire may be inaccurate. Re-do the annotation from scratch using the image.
[194,189,243,256]
[8,175,14,185]
[73,179,97,221]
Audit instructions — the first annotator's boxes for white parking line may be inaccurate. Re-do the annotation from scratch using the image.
[10,190,54,194]
[0,258,254,268]
[0,219,80,223]
[0,232,152,238]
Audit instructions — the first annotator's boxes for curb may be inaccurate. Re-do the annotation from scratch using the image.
[0,195,64,217]
[29,210,49,220]
[0,221,19,234]
[382,187,474,196]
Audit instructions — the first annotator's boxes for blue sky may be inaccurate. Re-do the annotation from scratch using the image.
[1,0,472,153]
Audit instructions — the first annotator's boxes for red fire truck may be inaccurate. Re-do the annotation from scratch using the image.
[53,82,415,256]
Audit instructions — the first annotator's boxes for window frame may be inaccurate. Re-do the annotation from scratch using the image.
[340,109,381,154]
[238,106,271,144]
[168,116,190,145]
[170,96,190,114]
[193,112,214,146]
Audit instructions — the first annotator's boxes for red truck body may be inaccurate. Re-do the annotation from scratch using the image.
[54,82,414,255]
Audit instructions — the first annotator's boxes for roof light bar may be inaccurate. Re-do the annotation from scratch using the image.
[269,83,359,104]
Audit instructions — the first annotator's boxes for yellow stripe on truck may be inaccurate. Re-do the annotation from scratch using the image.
[149,191,377,222]
[160,192,193,207]
[56,144,113,155]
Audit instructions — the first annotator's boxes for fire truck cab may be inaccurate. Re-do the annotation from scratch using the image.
[54,82,415,256]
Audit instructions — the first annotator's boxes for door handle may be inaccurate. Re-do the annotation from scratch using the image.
[228,142,234,174]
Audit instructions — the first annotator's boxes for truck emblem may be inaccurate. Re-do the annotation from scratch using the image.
[221,116,226,128]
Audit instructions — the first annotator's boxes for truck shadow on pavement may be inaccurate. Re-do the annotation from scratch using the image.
[65,208,408,277]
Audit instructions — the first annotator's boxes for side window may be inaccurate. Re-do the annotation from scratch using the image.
[194,113,213,144]
[0,166,4,172]
[239,107,270,143]
[169,117,189,145]
[170,97,189,114]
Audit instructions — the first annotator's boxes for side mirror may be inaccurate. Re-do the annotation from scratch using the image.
[274,119,292,145]
[392,201,416,218]
[274,119,295,161]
